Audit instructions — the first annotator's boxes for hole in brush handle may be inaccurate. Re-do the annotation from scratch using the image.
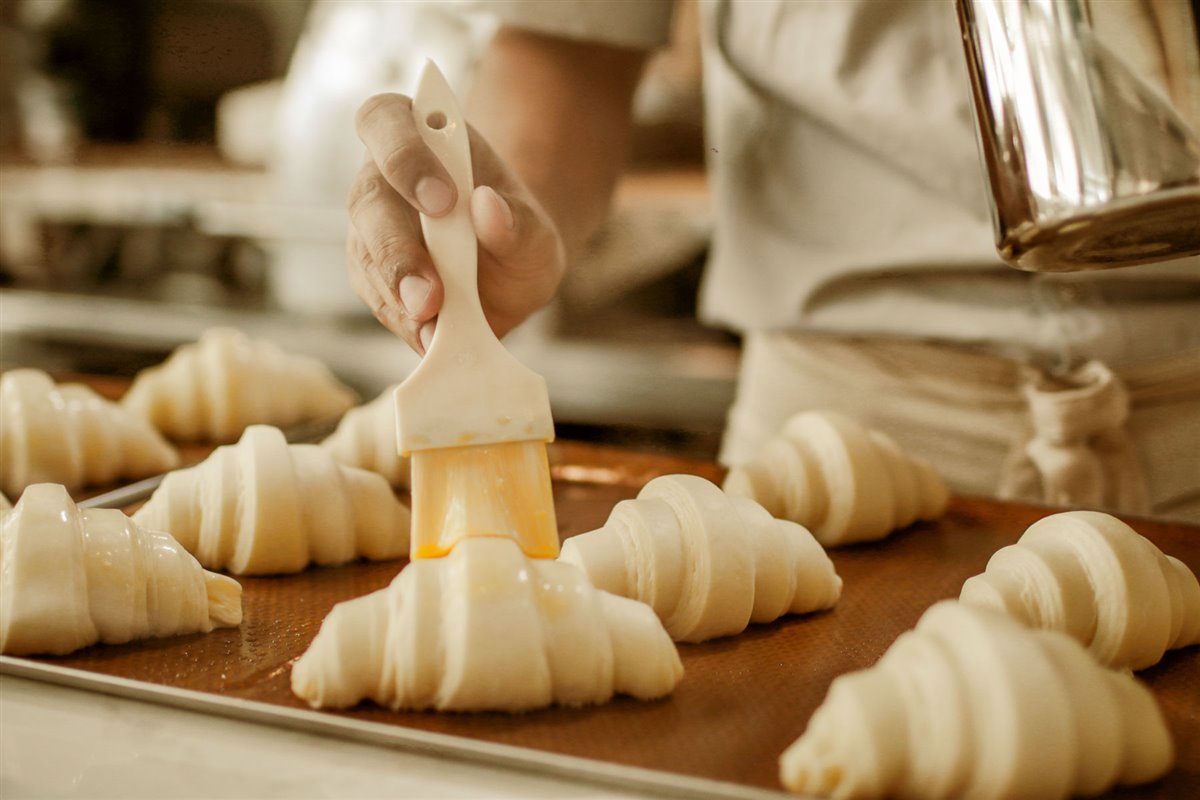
[425,111,448,130]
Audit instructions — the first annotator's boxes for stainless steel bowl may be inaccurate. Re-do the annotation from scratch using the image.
[957,0,1200,271]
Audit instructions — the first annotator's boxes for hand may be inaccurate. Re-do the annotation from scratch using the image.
[346,92,565,354]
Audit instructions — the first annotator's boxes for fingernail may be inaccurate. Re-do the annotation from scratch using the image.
[415,176,453,215]
[477,185,514,230]
[398,274,431,318]
[419,321,436,353]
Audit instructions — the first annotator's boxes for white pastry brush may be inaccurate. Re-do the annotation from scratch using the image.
[395,60,558,560]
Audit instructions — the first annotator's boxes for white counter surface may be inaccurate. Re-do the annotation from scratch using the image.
[1,674,660,800]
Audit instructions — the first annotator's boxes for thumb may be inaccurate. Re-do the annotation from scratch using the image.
[468,184,565,337]
[470,185,561,271]
[470,184,517,249]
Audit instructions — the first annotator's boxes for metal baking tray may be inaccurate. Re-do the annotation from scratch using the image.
[3,439,1197,799]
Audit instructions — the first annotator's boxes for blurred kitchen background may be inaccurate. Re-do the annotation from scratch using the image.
[0,0,734,457]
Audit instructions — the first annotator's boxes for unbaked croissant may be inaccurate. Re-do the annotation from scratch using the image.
[723,410,949,546]
[121,327,358,442]
[320,385,410,488]
[959,510,1200,670]
[560,474,842,643]
[0,368,179,498]
[1,483,241,656]
[133,425,410,575]
[779,600,1173,800]
[292,537,683,712]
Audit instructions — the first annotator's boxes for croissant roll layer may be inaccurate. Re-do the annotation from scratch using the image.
[0,483,241,656]
[320,385,410,488]
[121,327,358,443]
[560,474,842,643]
[132,425,410,575]
[0,369,179,498]
[779,601,1173,800]
[291,537,683,712]
[959,510,1200,670]
[723,411,949,546]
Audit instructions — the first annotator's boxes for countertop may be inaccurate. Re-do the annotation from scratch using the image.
[0,673,658,800]
[0,288,737,458]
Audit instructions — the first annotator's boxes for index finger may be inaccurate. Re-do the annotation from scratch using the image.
[355,92,457,217]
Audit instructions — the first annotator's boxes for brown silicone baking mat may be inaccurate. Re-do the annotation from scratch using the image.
[4,428,1199,797]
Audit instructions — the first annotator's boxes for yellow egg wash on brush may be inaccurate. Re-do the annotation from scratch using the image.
[409,440,558,559]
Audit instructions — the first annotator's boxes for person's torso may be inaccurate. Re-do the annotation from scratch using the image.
[696,0,1200,368]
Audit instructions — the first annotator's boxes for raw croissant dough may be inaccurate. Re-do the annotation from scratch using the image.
[321,385,410,488]
[960,510,1200,670]
[121,327,358,442]
[723,411,949,546]
[560,474,842,642]
[1,483,241,656]
[0,368,179,498]
[779,601,1173,800]
[292,537,683,712]
[133,425,410,575]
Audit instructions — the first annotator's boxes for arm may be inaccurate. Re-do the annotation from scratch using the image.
[468,27,648,262]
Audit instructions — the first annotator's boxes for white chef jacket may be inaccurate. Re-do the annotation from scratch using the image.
[463,0,1200,367]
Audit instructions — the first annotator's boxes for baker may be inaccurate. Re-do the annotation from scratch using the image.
[343,0,1200,522]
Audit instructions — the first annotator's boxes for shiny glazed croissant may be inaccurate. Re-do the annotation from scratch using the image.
[560,474,842,643]
[121,327,358,442]
[959,510,1200,670]
[320,385,410,488]
[1,483,241,656]
[0,368,179,498]
[292,537,683,712]
[779,601,1173,800]
[133,425,410,575]
[723,410,949,546]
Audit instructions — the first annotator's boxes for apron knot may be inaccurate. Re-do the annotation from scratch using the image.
[1009,360,1149,513]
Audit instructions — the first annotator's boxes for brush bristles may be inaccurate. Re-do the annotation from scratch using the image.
[409,440,559,559]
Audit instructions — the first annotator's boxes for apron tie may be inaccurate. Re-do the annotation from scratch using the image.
[1003,360,1149,514]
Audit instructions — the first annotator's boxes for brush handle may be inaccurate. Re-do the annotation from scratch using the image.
[395,61,553,454]
[411,61,490,352]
